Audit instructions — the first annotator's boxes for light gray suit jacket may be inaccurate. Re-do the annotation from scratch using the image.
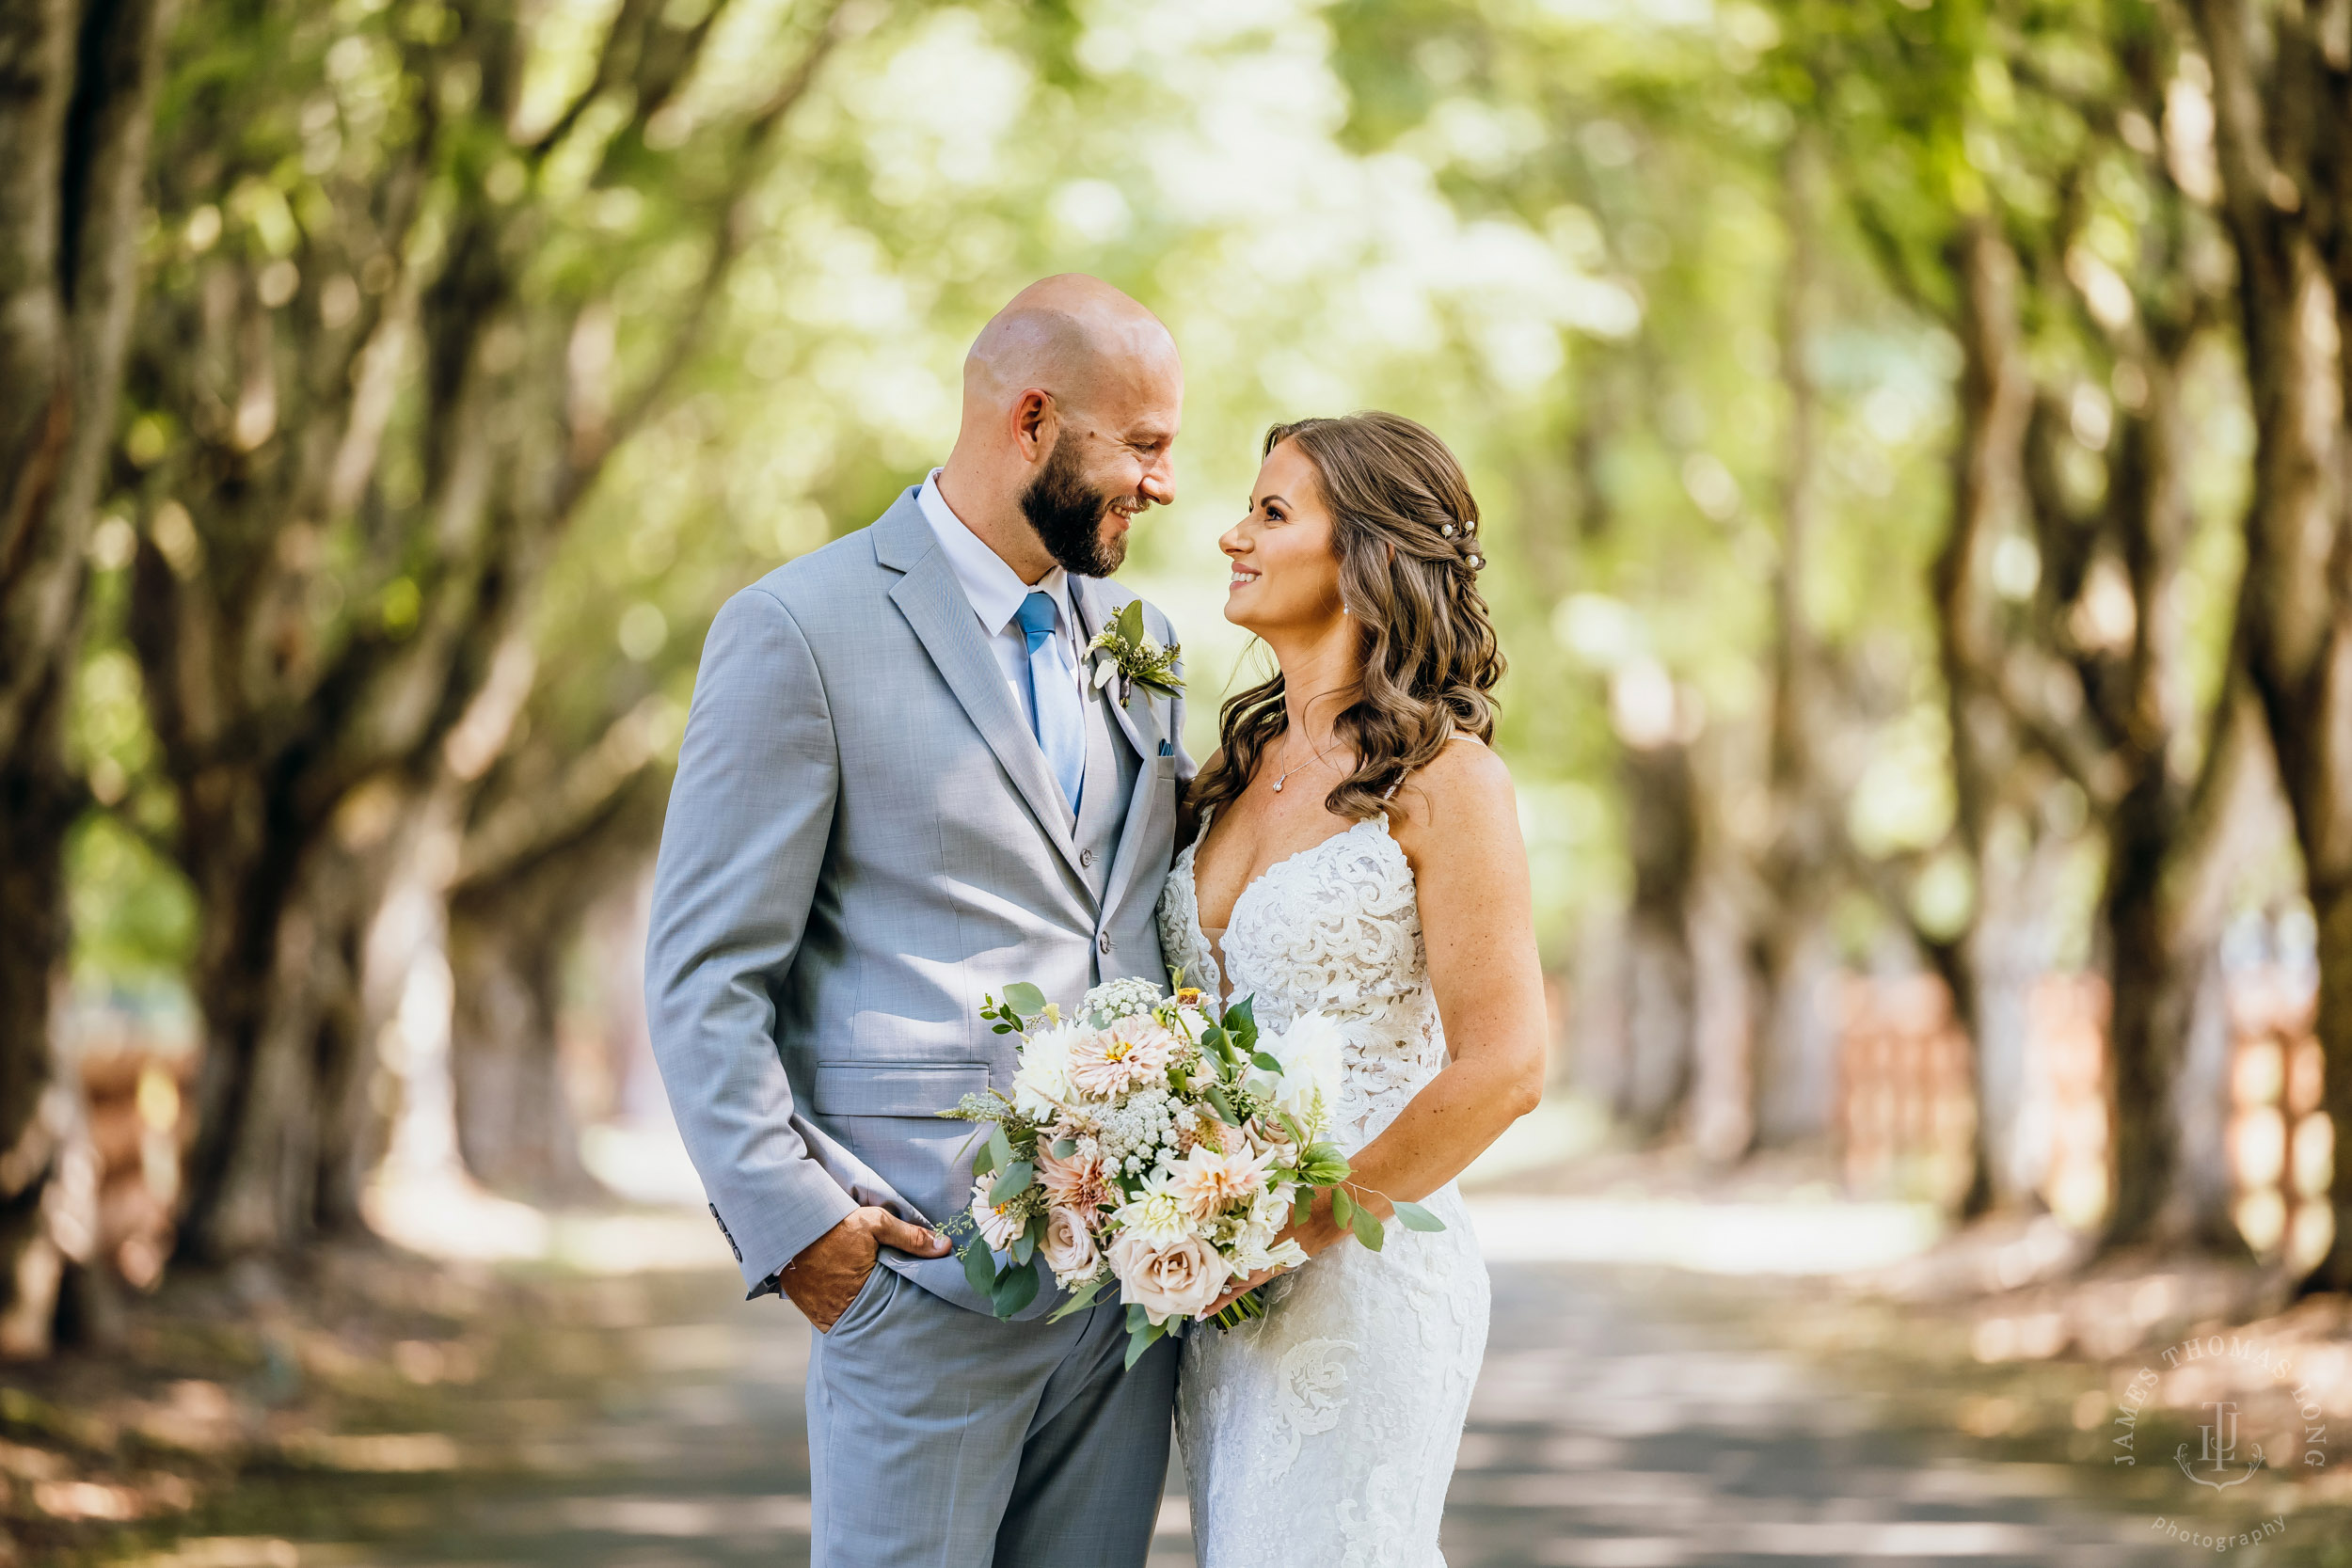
[644,487,1191,1316]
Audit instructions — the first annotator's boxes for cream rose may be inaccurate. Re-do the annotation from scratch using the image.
[1108,1229,1231,1324]
[1041,1206,1100,1285]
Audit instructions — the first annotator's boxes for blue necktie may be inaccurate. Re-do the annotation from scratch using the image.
[1016,591,1086,815]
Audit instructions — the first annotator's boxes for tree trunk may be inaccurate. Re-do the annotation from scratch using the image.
[446,761,668,1200]
[2185,0,2352,1289]
[172,793,388,1262]
[0,0,169,1352]
[1745,128,1845,1150]
[1935,216,2051,1214]
[1615,737,1702,1140]
[448,895,597,1202]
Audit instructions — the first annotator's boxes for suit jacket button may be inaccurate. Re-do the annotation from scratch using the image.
[1098,934,1112,955]
[1080,848,1094,867]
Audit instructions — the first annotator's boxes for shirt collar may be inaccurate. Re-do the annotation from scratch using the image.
[917,468,1073,638]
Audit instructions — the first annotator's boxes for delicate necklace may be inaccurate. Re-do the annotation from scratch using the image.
[1268,725,1334,794]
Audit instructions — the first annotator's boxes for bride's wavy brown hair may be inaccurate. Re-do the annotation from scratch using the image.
[1190,411,1504,823]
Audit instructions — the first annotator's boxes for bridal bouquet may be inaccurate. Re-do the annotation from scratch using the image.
[940,975,1442,1367]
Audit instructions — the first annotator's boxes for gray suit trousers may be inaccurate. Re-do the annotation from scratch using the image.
[808,1271,1179,1567]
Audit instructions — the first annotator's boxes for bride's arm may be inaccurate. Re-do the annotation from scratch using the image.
[1239,740,1547,1291]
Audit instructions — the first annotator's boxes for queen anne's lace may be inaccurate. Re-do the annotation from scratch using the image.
[1156,811,1487,1567]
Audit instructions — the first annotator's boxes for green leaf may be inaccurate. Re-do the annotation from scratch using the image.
[1116,599,1145,643]
[1292,1191,1312,1227]
[1012,1227,1035,1266]
[1278,1110,1306,1146]
[1251,1052,1284,1073]
[1122,1317,1165,1370]
[988,1124,1013,1173]
[1330,1186,1355,1231]
[962,1240,998,1298]
[991,1161,1033,1206]
[1126,1303,1151,1335]
[990,1257,1041,1318]
[1200,1025,1227,1053]
[1050,1138,1076,1160]
[1201,1083,1239,1126]
[1223,994,1259,1054]
[972,1139,997,1179]
[991,1022,1015,1034]
[1045,1275,1107,1322]
[1391,1200,1446,1233]
[1350,1202,1384,1252]
[1003,982,1047,1018]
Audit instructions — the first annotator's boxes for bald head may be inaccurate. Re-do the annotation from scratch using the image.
[938,274,1183,584]
[961,273,1179,419]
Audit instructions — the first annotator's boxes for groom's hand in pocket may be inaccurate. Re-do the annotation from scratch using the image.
[785,1207,949,1331]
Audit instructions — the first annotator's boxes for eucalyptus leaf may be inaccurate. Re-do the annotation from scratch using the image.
[1003,981,1047,1018]
[1050,1138,1076,1160]
[1351,1202,1384,1252]
[1012,1227,1035,1266]
[1330,1186,1355,1231]
[963,1241,998,1298]
[1292,1191,1312,1227]
[1391,1199,1446,1233]
[991,1161,1033,1205]
[972,1140,997,1179]
[988,1124,1013,1173]
[1116,599,1145,642]
[990,1257,1041,1318]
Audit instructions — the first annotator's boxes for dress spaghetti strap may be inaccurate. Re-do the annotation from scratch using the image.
[1381,724,1479,801]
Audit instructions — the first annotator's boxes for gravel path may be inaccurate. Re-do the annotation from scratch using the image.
[138,1247,2259,1568]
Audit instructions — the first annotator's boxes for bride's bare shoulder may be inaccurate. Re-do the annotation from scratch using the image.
[1385,731,1515,842]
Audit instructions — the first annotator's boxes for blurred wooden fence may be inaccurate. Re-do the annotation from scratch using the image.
[1836,967,2331,1262]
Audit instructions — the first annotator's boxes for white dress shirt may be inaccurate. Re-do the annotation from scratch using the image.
[917,468,1085,732]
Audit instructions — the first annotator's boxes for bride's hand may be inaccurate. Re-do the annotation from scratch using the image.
[1201,1191,1355,1316]
[1204,1265,1286,1318]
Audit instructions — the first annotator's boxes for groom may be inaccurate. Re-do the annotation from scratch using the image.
[644,275,1190,1565]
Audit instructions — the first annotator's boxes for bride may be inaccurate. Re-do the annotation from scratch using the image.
[1156,411,1549,1565]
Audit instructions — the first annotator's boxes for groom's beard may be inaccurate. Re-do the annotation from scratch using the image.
[1021,434,1131,578]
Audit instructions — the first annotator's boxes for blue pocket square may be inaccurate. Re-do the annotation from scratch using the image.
[1159,739,1173,755]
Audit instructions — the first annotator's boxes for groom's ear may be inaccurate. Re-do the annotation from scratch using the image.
[1010,388,1057,463]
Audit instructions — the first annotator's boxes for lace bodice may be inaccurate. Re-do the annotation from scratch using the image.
[1156,806,1487,1567]
[1157,811,1450,1148]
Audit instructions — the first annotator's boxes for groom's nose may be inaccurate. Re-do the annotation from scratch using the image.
[1139,452,1174,508]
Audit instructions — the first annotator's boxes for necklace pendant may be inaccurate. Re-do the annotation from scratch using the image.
[1271,776,1284,792]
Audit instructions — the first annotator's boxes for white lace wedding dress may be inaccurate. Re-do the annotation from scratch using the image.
[1156,807,1488,1567]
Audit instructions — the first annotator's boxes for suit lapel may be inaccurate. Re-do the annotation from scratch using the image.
[878,499,1089,893]
[1073,577,1173,926]
[1073,578,1162,763]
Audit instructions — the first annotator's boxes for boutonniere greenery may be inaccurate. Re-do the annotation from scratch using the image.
[1088,600,1183,704]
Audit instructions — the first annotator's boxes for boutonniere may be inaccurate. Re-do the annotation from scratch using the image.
[1088,600,1183,705]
